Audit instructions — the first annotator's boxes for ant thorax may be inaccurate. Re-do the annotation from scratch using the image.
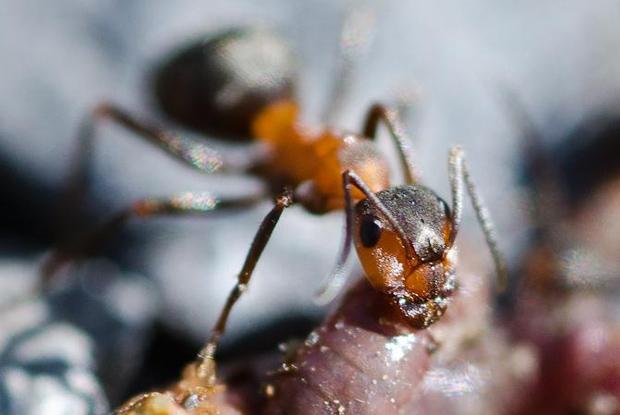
[252,101,390,213]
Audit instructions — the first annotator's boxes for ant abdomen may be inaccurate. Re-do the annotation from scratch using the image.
[154,27,298,140]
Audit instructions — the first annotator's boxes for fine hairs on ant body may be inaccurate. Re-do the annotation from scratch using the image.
[38,26,506,390]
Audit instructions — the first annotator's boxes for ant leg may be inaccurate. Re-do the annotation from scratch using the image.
[448,146,508,291]
[323,4,377,124]
[315,169,413,304]
[76,102,226,173]
[196,190,293,383]
[362,103,418,184]
[41,191,264,287]
[61,104,224,214]
[57,103,269,236]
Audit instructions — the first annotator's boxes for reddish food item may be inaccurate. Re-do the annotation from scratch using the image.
[263,256,531,414]
[510,289,620,415]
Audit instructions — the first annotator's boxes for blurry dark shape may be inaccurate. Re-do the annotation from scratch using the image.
[501,92,620,290]
[0,144,56,248]
[154,27,297,140]
[121,322,201,405]
[556,110,620,210]
[513,101,620,215]
[503,97,620,413]
[511,292,620,415]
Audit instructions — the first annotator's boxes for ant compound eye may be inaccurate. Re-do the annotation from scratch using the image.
[438,197,451,219]
[360,214,382,248]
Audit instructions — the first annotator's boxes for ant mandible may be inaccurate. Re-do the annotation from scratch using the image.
[41,27,506,383]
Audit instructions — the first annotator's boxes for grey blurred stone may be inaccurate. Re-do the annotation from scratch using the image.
[0,317,108,415]
[0,279,108,413]
[0,256,158,412]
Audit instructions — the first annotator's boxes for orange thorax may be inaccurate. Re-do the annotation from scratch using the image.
[251,101,390,211]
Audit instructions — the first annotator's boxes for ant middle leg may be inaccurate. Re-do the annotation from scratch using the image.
[41,191,265,288]
[362,103,418,184]
[196,190,293,383]
[57,103,269,237]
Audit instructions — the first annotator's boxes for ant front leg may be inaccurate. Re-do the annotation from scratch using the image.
[315,169,408,304]
[362,103,418,184]
[41,191,265,288]
[196,190,293,384]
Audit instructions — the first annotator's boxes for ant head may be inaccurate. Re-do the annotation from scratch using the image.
[353,185,457,313]
[154,27,297,140]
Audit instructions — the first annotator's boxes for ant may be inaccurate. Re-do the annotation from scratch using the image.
[35,25,506,387]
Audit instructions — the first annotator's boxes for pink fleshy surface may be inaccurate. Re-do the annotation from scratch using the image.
[510,290,620,414]
[262,247,532,414]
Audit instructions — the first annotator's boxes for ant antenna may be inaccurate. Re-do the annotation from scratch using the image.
[363,103,418,184]
[323,2,377,124]
[315,170,412,304]
[448,146,508,291]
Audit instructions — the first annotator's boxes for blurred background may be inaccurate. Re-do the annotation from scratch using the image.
[1,0,620,412]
